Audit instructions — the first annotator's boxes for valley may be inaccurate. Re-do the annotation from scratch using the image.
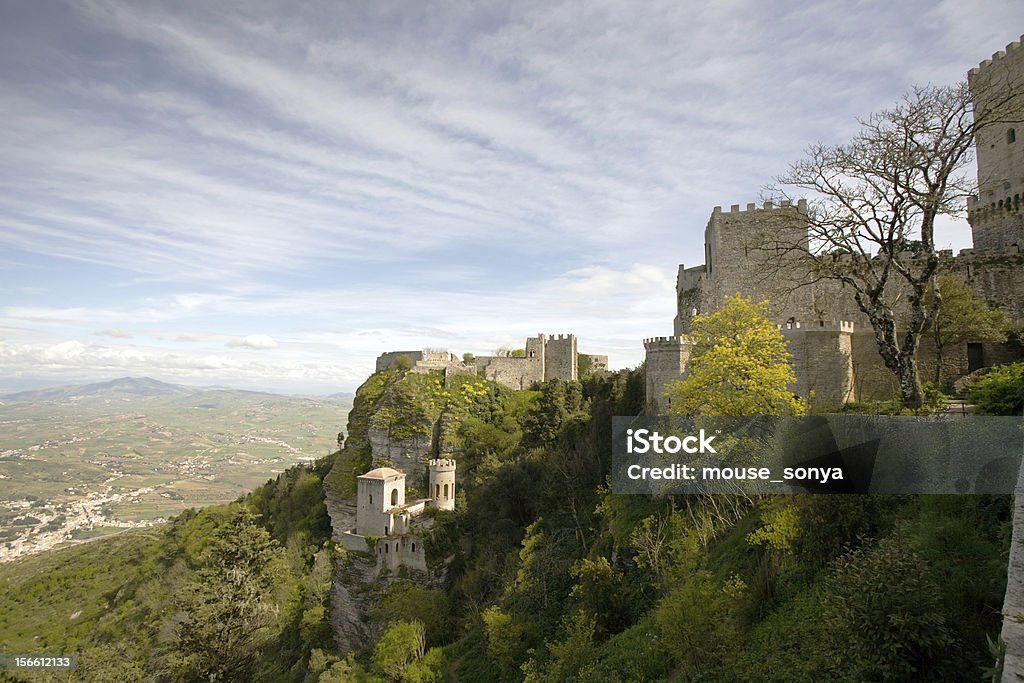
[0,378,351,561]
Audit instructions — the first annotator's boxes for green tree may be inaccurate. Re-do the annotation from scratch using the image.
[169,507,283,680]
[823,534,953,680]
[928,274,1011,383]
[372,620,426,681]
[482,606,526,671]
[522,610,597,683]
[664,294,806,416]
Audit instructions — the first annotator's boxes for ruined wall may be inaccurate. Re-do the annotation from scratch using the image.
[474,355,544,389]
[584,354,609,373]
[969,34,1024,253]
[375,351,423,372]
[643,336,691,413]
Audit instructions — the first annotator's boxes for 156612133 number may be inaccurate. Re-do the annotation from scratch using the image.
[1,655,77,669]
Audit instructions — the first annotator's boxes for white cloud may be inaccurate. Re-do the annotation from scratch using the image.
[1,2,1019,391]
[96,328,132,338]
[226,334,278,350]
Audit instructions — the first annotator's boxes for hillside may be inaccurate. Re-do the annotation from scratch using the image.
[0,365,1014,681]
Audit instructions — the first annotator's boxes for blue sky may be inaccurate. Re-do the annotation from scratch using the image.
[1,1,1021,394]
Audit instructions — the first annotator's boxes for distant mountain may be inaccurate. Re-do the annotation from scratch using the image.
[0,377,195,402]
[326,391,354,399]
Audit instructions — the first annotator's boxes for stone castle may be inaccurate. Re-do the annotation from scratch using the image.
[645,35,1024,411]
[376,333,609,390]
[339,459,455,573]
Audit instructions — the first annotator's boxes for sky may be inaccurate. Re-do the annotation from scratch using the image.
[1,1,1022,395]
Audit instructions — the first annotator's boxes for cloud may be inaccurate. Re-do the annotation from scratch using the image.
[226,334,279,350]
[96,328,132,338]
[1,1,1017,392]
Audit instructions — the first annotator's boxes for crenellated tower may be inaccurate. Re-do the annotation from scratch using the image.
[968,34,1024,252]
[428,458,456,511]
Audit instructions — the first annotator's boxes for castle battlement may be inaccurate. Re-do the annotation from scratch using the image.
[969,35,1024,75]
[955,245,1023,259]
[778,320,855,333]
[644,336,684,346]
[428,458,456,469]
[967,197,1022,223]
[711,199,808,215]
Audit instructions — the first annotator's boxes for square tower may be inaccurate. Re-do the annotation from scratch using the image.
[356,467,405,537]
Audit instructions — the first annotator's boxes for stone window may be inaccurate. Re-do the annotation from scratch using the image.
[391,488,398,506]
[369,494,372,505]
[1009,128,1017,144]
[444,483,449,499]
[412,542,416,552]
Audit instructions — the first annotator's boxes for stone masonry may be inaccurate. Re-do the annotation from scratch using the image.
[646,35,1024,413]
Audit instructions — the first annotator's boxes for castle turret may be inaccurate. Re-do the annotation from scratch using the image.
[428,459,456,511]
[356,467,405,537]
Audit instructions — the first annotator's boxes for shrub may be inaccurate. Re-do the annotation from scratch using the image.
[968,362,1024,415]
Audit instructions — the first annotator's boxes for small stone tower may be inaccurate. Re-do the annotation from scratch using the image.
[356,467,405,537]
[428,458,456,511]
[643,336,692,413]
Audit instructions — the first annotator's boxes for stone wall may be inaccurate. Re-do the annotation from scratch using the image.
[780,321,856,410]
[949,248,1024,320]
[643,336,691,413]
[544,333,578,380]
[700,200,817,323]
[969,34,1024,254]
[374,534,428,573]
[584,354,609,373]
[375,351,423,372]
[474,355,543,389]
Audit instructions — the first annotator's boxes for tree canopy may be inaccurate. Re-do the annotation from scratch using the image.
[664,294,805,416]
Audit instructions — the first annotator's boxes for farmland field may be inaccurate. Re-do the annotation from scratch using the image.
[0,379,352,560]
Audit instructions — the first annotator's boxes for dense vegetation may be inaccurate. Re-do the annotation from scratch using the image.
[0,358,1017,681]
[0,459,338,681]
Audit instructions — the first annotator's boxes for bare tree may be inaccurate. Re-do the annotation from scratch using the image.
[764,75,1023,408]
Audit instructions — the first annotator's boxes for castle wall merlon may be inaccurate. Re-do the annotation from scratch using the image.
[778,320,855,333]
[969,35,1024,76]
[643,336,684,346]
[711,199,808,215]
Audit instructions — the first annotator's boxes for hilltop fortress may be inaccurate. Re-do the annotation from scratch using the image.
[376,333,608,390]
[646,36,1024,411]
